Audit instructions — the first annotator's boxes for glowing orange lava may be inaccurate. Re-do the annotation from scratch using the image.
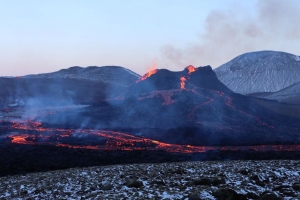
[3,119,300,153]
[186,65,196,74]
[9,134,34,145]
[137,62,158,82]
[180,77,186,89]
[138,90,176,105]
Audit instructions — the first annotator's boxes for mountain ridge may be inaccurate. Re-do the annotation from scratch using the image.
[37,65,300,146]
[24,66,140,87]
[214,50,300,94]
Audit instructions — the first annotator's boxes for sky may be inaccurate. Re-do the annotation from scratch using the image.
[1,0,300,76]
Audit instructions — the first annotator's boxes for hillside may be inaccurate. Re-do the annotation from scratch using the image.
[214,51,300,94]
[0,66,141,108]
[0,77,127,107]
[262,81,300,104]
[24,66,140,87]
[36,65,300,146]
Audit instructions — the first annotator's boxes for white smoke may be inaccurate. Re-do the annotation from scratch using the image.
[161,0,300,68]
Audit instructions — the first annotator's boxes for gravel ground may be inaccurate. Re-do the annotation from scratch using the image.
[0,160,299,199]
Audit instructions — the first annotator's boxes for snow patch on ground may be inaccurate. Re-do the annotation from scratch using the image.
[0,160,299,199]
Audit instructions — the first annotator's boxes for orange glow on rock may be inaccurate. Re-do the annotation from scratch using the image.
[180,77,186,89]
[186,65,196,74]
[9,134,34,145]
[4,119,300,154]
[137,62,158,82]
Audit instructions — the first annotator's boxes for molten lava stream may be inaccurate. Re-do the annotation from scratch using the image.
[225,95,275,129]
[138,90,176,106]
[180,77,186,89]
[4,119,300,153]
[187,97,214,120]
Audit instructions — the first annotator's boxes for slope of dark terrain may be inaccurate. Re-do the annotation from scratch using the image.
[1,65,300,177]
[36,66,300,146]
[24,66,140,86]
[261,81,300,104]
[0,77,127,107]
[250,98,300,119]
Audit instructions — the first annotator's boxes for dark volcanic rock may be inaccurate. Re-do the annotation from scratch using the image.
[239,168,250,175]
[246,192,259,199]
[150,180,165,186]
[188,177,212,186]
[259,191,283,200]
[100,183,113,190]
[188,192,201,200]
[126,180,143,188]
[211,176,226,186]
[187,176,225,186]
[212,188,247,200]
[272,185,290,191]
[292,183,300,191]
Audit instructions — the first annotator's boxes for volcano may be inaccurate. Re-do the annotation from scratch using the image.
[37,65,300,146]
[1,65,300,177]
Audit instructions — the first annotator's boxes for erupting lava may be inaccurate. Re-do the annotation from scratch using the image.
[9,134,34,145]
[137,62,158,82]
[180,76,186,89]
[186,65,196,74]
[1,119,300,153]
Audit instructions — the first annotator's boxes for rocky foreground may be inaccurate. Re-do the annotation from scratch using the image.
[0,160,299,199]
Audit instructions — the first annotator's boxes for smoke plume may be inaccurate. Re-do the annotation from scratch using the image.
[161,0,300,68]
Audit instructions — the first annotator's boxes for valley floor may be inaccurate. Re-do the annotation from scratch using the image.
[0,160,299,199]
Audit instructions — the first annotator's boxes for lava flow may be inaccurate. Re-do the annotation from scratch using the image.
[180,77,186,89]
[1,120,300,153]
[2,120,206,153]
[138,90,176,105]
[137,62,158,82]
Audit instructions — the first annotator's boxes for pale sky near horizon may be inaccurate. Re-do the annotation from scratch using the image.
[1,0,300,76]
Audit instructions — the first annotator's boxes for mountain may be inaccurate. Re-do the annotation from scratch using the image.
[258,81,300,104]
[214,51,300,94]
[128,65,232,95]
[0,77,126,107]
[0,66,140,107]
[38,65,300,146]
[24,66,140,87]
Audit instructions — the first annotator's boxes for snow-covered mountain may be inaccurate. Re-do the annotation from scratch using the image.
[214,51,300,94]
[24,66,140,87]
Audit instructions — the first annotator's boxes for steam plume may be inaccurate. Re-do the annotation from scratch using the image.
[161,0,300,68]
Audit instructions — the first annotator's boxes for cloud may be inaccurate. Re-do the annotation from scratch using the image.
[161,0,300,68]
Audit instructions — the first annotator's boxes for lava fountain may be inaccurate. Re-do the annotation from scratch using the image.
[180,77,187,89]
[137,62,159,82]
[186,65,196,74]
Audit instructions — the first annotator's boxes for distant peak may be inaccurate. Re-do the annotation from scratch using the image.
[214,50,300,94]
[66,66,83,70]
